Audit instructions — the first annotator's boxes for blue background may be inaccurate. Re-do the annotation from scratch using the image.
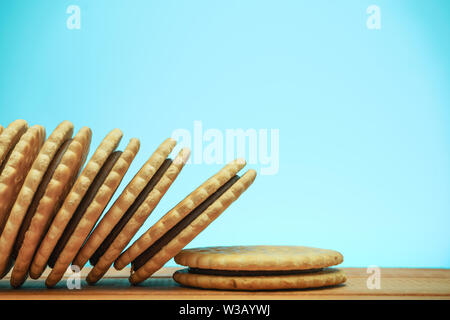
[0,1,449,268]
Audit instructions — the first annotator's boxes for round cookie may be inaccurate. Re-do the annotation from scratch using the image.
[29,128,125,280]
[115,160,256,285]
[73,138,178,272]
[42,136,141,287]
[84,146,190,285]
[0,121,73,278]
[114,159,248,272]
[175,246,344,271]
[10,126,91,288]
[173,246,345,291]
[173,268,346,291]
[0,125,46,236]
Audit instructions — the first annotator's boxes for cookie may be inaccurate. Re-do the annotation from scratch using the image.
[176,246,344,271]
[0,125,46,236]
[42,136,140,287]
[114,159,256,285]
[72,139,177,273]
[84,146,190,285]
[29,129,124,278]
[10,126,91,288]
[0,121,73,278]
[173,246,346,290]
[173,267,346,291]
[24,129,130,284]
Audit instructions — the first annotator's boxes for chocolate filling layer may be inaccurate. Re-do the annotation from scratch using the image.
[12,139,73,259]
[132,175,240,271]
[48,151,123,268]
[89,158,173,266]
[187,267,324,276]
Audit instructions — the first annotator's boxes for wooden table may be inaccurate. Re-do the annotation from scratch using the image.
[0,267,449,300]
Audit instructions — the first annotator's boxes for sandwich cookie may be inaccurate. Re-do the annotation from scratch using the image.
[115,159,257,285]
[10,126,91,288]
[30,128,125,278]
[0,121,72,278]
[173,246,346,290]
[69,138,183,284]
[0,120,44,235]
[32,130,140,287]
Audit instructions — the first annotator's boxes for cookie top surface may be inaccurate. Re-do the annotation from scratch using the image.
[175,245,344,271]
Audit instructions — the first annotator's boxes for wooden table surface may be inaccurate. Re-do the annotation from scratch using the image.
[0,267,449,300]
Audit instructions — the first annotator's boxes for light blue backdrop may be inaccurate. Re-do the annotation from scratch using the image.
[0,1,449,268]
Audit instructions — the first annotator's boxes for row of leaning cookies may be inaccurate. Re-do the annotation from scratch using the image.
[0,120,256,287]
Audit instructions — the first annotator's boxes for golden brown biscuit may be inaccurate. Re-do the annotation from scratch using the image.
[0,121,73,278]
[30,129,126,281]
[114,160,256,285]
[84,147,190,284]
[72,138,177,271]
[173,245,346,290]
[175,246,344,271]
[43,137,140,287]
[10,127,91,288]
[0,125,45,235]
[115,159,247,271]
[173,267,346,290]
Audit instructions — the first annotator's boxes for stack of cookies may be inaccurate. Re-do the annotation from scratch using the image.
[0,119,345,291]
[0,119,257,288]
